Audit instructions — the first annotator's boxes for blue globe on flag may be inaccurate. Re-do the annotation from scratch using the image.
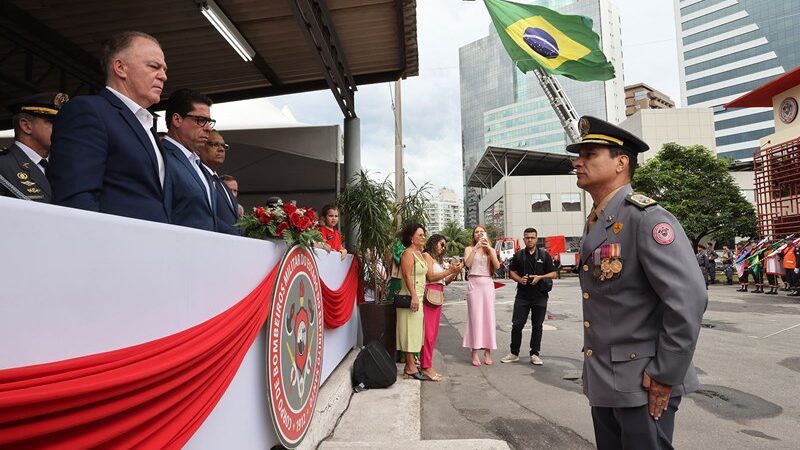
[522,27,559,59]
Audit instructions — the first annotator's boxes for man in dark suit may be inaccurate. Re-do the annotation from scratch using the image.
[569,116,706,450]
[0,92,69,202]
[198,130,240,234]
[49,31,170,223]
[161,88,217,232]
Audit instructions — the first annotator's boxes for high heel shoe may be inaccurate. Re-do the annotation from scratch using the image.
[484,350,493,365]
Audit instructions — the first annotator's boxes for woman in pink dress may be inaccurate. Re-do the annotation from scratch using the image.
[463,225,500,366]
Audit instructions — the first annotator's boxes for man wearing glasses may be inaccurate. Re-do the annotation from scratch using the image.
[50,31,171,223]
[198,130,240,234]
[161,88,218,232]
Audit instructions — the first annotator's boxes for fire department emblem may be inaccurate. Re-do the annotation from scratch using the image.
[267,245,324,448]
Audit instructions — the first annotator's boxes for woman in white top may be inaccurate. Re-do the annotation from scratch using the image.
[421,234,461,381]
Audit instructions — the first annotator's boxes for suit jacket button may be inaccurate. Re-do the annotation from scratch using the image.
[582,292,590,300]
[629,353,637,359]
[586,349,593,357]
[582,264,589,272]
[583,321,590,328]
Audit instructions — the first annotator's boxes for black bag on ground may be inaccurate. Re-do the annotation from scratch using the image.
[352,340,397,391]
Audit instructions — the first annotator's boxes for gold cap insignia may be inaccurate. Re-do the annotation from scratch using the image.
[54,93,70,109]
[17,172,28,180]
[579,118,590,136]
[21,180,36,186]
[27,187,42,194]
[21,162,30,169]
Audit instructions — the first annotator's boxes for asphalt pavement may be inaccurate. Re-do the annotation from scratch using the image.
[419,277,800,450]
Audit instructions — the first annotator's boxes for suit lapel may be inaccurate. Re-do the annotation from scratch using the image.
[10,145,51,201]
[216,180,237,215]
[100,88,161,184]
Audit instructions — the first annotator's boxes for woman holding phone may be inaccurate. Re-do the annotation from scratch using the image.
[463,225,500,366]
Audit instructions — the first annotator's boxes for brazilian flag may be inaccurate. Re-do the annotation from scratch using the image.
[483,0,615,81]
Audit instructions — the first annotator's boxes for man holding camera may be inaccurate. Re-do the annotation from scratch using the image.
[501,227,556,365]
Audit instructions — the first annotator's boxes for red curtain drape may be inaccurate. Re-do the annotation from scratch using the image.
[320,257,359,329]
[0,257,359,449]
[0,266,279,449]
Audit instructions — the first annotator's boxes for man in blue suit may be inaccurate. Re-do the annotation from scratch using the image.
[161,88,217,232]
[198,130,241,235]
[49,31,170,223]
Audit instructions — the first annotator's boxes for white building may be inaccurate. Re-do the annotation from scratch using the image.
[425,188,464,234]
[619,108,717,162]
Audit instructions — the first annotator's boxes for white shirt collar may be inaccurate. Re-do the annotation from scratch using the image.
[106,86,153,124]
[201,162,218,177]
[163,136,199,162]
[14,141,44,165]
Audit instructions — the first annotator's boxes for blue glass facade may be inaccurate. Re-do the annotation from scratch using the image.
[677,0,800,160]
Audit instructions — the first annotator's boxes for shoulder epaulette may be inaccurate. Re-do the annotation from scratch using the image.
[625,192,658,209]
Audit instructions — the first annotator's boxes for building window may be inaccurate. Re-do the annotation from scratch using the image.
[484,198,504,236]
[561,193,581,212]
[531,193,551,212]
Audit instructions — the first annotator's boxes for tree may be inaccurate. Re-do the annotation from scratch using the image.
[441,220,472,257]
[632,142,757,249]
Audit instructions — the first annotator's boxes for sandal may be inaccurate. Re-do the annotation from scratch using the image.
[403,371,425,381]
[427,373,444,382]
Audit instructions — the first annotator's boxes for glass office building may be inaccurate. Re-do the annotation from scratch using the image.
[459,0,624,227]
[675,0,800,161]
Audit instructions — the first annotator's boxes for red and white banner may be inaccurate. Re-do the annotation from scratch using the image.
[0,198,358,449]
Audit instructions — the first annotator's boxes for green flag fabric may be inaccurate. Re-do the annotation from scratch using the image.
[483,0,615,81]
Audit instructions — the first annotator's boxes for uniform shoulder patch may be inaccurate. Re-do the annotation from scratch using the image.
[626,192,658,209]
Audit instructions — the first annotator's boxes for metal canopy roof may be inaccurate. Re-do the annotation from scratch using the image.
[726,65,800,108]
[467,146,576,189]
[0,0,418,125]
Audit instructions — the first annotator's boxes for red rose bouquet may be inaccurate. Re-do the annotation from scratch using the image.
[237,201,322,249]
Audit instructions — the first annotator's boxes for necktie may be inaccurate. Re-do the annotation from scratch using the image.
[587,209,598,232]
[38,159,49,172]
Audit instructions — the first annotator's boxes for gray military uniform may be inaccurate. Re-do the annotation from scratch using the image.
[0,144,51,202]
[579,184,706,408]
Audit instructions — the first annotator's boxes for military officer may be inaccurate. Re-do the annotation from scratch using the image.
[569,116,707,449]
[0,92,69,202]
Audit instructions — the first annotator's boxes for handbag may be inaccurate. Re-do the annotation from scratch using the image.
[394,254,417,309]
[424,283,444,306]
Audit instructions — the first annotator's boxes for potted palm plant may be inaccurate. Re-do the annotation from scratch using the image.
[337,171,430,357]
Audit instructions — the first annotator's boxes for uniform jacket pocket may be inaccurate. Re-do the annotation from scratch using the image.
[611,341,656,392]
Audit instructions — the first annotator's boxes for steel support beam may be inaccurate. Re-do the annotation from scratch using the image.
[287,0,358,118]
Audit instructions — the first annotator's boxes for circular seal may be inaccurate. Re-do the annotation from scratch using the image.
[652,222,675,245]
[779,97,798,124]
[266,245,324,448]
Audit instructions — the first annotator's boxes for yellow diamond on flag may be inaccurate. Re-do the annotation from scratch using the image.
[505,17,591,70]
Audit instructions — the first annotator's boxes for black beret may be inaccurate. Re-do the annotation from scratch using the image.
[7,92,69,118]
[566,115,649,154]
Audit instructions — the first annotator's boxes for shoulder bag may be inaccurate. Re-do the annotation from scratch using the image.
[394,253,417,309]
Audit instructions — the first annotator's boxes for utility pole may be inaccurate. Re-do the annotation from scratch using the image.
[393,79,405,202]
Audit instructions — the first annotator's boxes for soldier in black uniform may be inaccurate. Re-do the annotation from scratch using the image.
[0,92,69,202]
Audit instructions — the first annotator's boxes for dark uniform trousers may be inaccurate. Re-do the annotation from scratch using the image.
[591,396,681,450]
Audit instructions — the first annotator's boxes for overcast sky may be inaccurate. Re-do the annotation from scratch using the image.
[224,0,681,199]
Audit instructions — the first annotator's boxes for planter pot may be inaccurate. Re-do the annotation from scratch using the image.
[358,302,396,362]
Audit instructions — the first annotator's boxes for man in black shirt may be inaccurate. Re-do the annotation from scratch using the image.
[501,228,557,365]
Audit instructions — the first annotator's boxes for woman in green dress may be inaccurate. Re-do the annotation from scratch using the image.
[397,223,428,380]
